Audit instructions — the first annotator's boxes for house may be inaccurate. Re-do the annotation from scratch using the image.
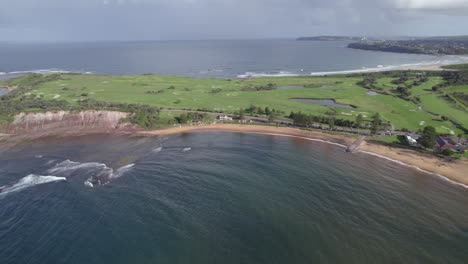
[436,136,466,153]
[217,115,233,121]
[436,136,452,151]
[405,135,418,146]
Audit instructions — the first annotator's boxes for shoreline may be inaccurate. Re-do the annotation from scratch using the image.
[140,124,468,188]
[2,123,467,189]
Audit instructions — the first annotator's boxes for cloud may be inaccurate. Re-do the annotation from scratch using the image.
[393,0,468,9]
[0,0,467,42]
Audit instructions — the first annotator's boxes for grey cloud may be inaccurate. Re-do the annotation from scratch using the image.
[0,0,467,42]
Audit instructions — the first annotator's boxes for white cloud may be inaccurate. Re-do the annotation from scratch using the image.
[393,0,468,9]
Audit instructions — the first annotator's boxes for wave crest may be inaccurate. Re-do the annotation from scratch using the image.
[0,175,66,197]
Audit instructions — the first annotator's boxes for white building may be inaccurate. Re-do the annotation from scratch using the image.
[218,115,233,121]
[405,135,417,145]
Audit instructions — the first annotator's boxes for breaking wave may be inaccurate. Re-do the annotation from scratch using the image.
[237,71,300,78]
[47,159,134,188]
[0,175,66,197]
[0,69,93,80]
[182,147,192,152]
[153,147,163,153]
[237,57,468,78]
[310,57,468,76]
[48,160,107,175]
[83,163,135,188]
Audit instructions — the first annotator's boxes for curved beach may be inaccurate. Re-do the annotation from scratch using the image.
[140,124,468,188]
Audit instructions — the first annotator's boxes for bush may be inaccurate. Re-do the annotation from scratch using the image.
[442,149,454,156]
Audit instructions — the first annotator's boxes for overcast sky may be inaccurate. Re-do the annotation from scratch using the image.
[1,0,468,42]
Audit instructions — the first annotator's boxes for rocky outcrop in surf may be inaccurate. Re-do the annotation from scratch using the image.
[47,159,134,188]
[1,110,132,135]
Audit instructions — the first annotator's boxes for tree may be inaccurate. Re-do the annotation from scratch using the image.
[419,126,437,148]
[371,113,382,134]
[396,86,411,97]
[355,114,364,128]
[264,107,271,115]
[238,108,245,120]
[328,117,336,130]
[442,149,454,156]
[268,113,276,123]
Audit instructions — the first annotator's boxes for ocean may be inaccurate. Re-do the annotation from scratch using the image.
[1,133,467,263]
[1,39,468,79]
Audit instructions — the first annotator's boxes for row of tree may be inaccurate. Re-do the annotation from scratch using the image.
[288,111,391,133]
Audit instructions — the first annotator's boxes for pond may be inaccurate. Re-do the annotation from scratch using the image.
[278,85,304,89]
[290,98,355,109]
[278,84,332,89]
[366,91,378,96]
[0,88,8,96]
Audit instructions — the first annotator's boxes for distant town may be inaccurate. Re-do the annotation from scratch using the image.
[298,35,468,55]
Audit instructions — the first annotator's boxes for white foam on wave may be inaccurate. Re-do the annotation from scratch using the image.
[182,147,192,152]
[0,69,93,80]
[83,163,135,188]
[6,69,71,75]
[110,164,135,179]
[237,71,300,78]
[310,57,468,76]
[47,159,134,188]
[153,147,163,153]
[48,160,107,174]
[0,174,66,197]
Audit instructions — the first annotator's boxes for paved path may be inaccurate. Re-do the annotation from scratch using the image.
[346,136,366,153]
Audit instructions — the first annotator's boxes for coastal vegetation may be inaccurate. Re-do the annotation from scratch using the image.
[0,69,467,138]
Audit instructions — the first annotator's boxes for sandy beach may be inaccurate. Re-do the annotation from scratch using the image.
[402,64,446,71]
[141,124,468,188]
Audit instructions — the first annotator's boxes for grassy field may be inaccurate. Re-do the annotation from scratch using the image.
[2,72,467,134]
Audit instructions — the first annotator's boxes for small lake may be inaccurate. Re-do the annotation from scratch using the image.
[278,85,304,89]
[366,91,378,96]
[0,88,8,96]
[278,84,333,89]
[291,98,355,109]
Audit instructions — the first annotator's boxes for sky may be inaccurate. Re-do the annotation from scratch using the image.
[1,0,468,42]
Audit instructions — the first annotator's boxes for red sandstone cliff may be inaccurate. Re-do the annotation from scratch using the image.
[1,110,133,135]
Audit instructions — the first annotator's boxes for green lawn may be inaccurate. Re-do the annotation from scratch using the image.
[5,73,468,134]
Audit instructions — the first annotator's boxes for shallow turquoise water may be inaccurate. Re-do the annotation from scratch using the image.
[0,132,467,263]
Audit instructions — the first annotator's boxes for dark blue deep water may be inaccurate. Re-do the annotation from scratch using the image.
[1,40,468,78]
[1,133,467,263]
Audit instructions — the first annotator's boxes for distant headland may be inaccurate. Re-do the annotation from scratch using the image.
[298,35,468,55]
[296,36,367,41]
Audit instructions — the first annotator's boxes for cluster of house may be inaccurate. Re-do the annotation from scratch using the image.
[435,136,466,153]
[405,134,466,153]
[217,115,252,124]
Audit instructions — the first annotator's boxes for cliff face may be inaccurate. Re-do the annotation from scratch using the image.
[2,110,131,135]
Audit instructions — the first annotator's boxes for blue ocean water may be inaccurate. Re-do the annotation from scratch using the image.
[1,40,468,79]
[1,133,467,263]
